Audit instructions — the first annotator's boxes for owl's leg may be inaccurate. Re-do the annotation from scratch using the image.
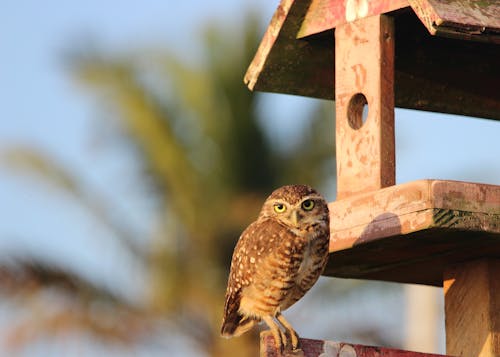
[262,315,285,352]
[276,313,300,351]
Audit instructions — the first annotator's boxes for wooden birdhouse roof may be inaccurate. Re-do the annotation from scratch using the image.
[245,0,500,120]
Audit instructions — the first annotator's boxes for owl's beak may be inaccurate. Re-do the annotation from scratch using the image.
[290,210,299,227]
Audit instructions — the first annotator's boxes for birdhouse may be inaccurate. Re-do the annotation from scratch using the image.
[246,0,500,356]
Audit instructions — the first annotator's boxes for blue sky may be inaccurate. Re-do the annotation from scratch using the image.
[0,0,499,354]
[1,0,499,310]
[0,0,278,293]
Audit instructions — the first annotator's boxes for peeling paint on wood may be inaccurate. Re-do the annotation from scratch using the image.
[298,0,408,38]
[260,331,450,356]
[335,15,395,199]
[244,0,294,91]
[409,0,500,43]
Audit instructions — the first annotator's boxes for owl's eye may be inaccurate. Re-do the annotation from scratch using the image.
[301,199,315,211]
[273,203,286,213]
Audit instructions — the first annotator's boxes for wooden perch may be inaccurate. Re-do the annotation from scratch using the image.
[260,331,450,356]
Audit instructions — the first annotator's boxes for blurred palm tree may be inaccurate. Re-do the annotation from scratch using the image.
[1,14,334,356]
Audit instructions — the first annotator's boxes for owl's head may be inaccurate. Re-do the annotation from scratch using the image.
[259,185,329,229]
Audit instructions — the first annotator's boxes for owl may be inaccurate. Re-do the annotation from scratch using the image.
[221,185,330,353]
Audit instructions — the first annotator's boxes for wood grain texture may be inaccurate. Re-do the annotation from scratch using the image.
[335,14,395,199]
[260,331,449,356]
[324,180,500,285]
[444,259,500,357]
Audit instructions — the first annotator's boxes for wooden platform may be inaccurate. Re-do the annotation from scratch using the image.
[324,179,500,286]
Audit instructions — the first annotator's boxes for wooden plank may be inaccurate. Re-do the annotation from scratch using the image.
[444,259,500,356]
[409,0,500,43]
[260,331,449,356]
[335,15,395,198]
[298,0,408,38]
[323,180,500,285]
[330,180,500,249]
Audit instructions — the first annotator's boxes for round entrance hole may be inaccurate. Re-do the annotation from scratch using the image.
[347,93,368,130]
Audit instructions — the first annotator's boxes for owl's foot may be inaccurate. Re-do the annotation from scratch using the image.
[263,316,286,353]
[276,313,300,351]
[263,314,303,355]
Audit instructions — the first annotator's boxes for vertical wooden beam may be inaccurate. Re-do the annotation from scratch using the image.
[444,259,500,357]
[335,15,395,199]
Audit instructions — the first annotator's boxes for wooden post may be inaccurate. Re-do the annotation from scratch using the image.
[444,259,500,357]
[335,14,395,199]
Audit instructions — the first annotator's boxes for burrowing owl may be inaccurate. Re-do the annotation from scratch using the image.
[221,185,330,353]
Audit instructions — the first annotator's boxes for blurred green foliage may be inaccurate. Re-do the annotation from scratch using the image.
[2,14,334,356]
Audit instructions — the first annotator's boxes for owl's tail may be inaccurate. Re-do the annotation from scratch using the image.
[221,311,259,338]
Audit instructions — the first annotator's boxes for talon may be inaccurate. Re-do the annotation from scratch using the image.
[279,329,288,352]
[287,329,299,351]
[276,313,300,351]
[272,331,284,353]
[263,316,285,354]
[290,329,300,351]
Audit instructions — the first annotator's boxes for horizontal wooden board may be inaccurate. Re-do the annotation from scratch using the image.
[329,180,499,247]
[260,331,450,356]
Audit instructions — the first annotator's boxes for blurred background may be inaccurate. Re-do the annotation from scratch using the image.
[1,1,499,356]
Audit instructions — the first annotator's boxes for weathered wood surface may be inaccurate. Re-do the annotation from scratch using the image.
[244,0,334,99]
[323,180,500,285]
[245,1,500,120]
[409,0,500,43]
[335,15,395,199]
[300,0,500,43]
[393,11,500,121]
[298,0,408,38]
[260,331,449,356]
[444,259,500,357]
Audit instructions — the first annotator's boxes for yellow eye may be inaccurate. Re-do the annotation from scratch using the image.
[273,203,286,213]
[301,199,315,211]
